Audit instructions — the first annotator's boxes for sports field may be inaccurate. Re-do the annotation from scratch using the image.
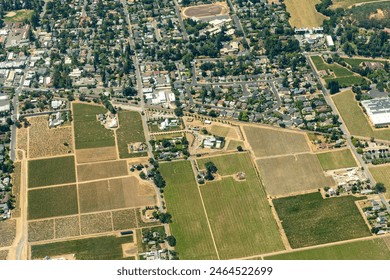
[369,165,390,199]
[198,153,284,259]
[4,9,33,23]
[332,90,390,140]
[116,111,146,158]
[78,177,156,213]
[256,153,334,196]
[273,192,370,248]
[266,237,390,259]
[28,156,76,188]
[77,160,128,182]
[73,103,115,149]
[160,160,218,260]
[243,126,310,157]
[284,0,327,28]
[31,235,134,260]
[182,2,230,19]
[28,185,79,220]
[316,149,358,171]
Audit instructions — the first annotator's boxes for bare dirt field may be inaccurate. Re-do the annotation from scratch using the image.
[243,125,311,157]
[256,153,335,196]
[28,116,73,158]
[28,219,55,242]
[77,160,128,182]
[122,243,137,258]
[112,208,137,231]
[182,2,230,19]
[0,219,16,247]
[78,177,156,213]
[76,146,118,164]
[54,216,81,239]
[80,212,113,235]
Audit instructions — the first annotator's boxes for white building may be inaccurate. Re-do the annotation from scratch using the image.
[361,98,390,127]
[326,35,334,47]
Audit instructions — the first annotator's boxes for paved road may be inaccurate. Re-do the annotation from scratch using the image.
[173,0,189,41]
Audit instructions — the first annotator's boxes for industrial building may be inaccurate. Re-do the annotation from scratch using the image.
[361,98,390,127]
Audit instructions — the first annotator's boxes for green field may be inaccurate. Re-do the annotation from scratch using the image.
[73,103,115,149]
[160,160,218,260]
[332,0,383,8]
[311,56,365,87]
[341,57,387,68]
[116,111,146,158]
[31,235,134,260]
[332,90,390,140]
[369,165,390,199]
[266,238,390,259]
[28,185,78,220]
[198,153,284,259]
[28,156,76,188]
[273,192,370,248]
[3,10,33,23]
[316,149,358,171]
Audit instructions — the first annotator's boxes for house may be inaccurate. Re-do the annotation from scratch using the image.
[204,136,216,148]
[51,100,63,110]
[49,112,64,128]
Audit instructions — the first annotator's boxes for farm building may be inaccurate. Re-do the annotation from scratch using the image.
[361,98,390,127]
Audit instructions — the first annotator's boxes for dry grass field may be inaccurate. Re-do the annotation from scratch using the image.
[16,126,28,153]
[80,212,113,235]
[54,216,81,239]
[28,185,79,220]
[76,146,117,163]
[12,162,21,217]
[0,219,16,247]
[369,165,390,199]
[257,153,335,196]
[243,125,311,157]
[28,116,73,158]
[209,124,239,139]
[112,209,137,231]
[226,139,244,150]
[78,177,156,213]
[182,2,230,19]
[28,219,55,242]
[284,0,327,28]
[0,250,8,260]
[316,149,358,171]
[77,160,128,182]
[332,0,380,8]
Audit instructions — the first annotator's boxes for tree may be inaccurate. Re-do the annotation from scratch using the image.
[375,182,386,193]
[159,212,172,224]
[166,236,176,247]
[237,146,243,152]
[328,80,340,94]
[139,171,147,180]
[204,161,218,181]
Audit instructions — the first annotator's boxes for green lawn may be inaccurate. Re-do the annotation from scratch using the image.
[160,160,218,260]
[31,235,134,260]
[73,103,115,149]
[116,111,146,158]
[28,156,76,188]
[266,238,390,260]
[341,57,387,69]
[28,185,79,220]
[332,90,390,141]
[316,149,358,171]
[198,153,284,259]
[273,192,370,248]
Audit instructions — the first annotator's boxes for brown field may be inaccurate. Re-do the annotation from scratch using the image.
[369,165,390,199]
[112,208,138,231]
[285,0,327,28]
[0,219,16,247]
[28,116,73,158]
[80,212,113,235]
[28,219,55,242]
[256,153,335,196]
[227,139,244,150]
[12,162,21,217]
[0,250,8,260]
[209,124,239,139]
[76,146,118,164]
[243,125,311,157]
[78,177,156,213]
[77,160,128,182]
[54,216,81,239]
[16,127,28,154]
[182,2,230,19]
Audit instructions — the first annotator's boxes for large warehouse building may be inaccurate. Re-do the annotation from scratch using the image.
[361,98,390,127]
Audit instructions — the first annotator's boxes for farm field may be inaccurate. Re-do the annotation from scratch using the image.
[78,177,156,213]
[340,57,388,68]
[256,153,334,196]
[28,116,73,158]
[160,160,218,260]
[273,192,370,248]
[72,103,115,149]
[28,156,76,188]
[31,235,134,260]
[0,219,16,247]
[116,111,146,158]
[284,0,327,28]
[198,153,284,259]
[311,56,365,86]
[28,220,55,242]
[54,216,81,239]
[77,160,128,182]
[28,185,78,220]
[76,146,117,163]
[112,209,137,231]
[243,126,310,157]
[266,238,390,259]
[227,140,244,150]
[369,165,390,199]
[316,149,358,171]
[80,212,113,235]
[332,90,390,140]
[0,250,8,260]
